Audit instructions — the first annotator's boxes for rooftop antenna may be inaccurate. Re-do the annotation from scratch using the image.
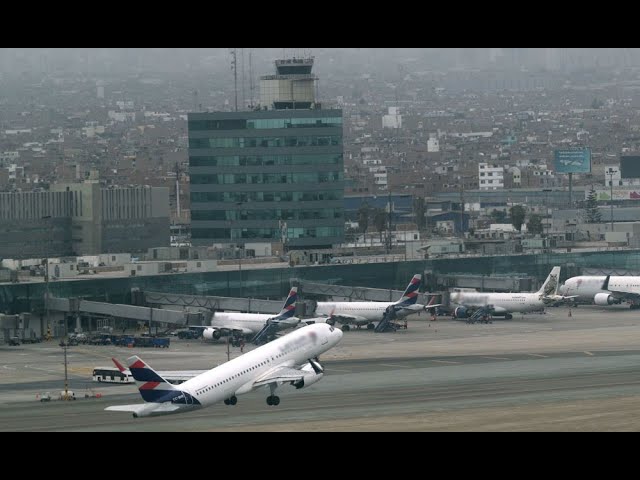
[241,48,245,110]
[230,48,238,111]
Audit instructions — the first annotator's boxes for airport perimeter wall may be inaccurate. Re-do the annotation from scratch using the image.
[1,249,640,315]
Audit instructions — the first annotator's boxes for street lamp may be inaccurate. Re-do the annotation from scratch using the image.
[59,339,72,400]
[41,215,52,340]
[606,168,615,232]
[542,189,552,237]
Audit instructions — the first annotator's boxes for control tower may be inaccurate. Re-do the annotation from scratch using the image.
[259,57,318,110]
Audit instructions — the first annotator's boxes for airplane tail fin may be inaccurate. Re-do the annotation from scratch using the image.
[112,357,128,374]
[274,287,298,319]
[127,355,179,403]
[396,274,421,305]
[537,266,561,295]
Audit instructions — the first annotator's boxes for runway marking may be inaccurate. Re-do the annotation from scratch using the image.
[584,351,594,356]
[378,363,412,369]
[2,365,16,370]
[526,353,548,358]
[482,356,510,361]
[430,359,461,364]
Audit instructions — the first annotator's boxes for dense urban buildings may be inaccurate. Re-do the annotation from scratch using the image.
[0,182,169,258]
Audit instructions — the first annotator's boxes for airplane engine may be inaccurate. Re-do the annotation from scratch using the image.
[202,328,222,340]
[594,293,618,306]
[454,306,470,318]
[292,362,324,389]
[292,372,324,389]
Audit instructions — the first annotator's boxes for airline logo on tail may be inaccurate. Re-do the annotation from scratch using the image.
[128,356,200,405]
[537,266,561,297]
[275,287,298,319]
[397,274,422,305]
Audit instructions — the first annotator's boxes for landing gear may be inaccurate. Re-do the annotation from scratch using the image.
[366,323,375,330]
[266,382,280,406]
[266,395,280,406]
[505,314,513,320]
[224,396,237,405]
[341,325,351,332]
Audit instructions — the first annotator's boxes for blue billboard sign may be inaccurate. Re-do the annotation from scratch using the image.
[553,148,592,174]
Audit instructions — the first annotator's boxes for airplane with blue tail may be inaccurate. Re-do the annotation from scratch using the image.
[105,323,343,418]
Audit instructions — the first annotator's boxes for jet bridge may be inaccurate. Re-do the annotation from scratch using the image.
[142,291,285,314]
[294,280,441,305]
[46,297,203,326]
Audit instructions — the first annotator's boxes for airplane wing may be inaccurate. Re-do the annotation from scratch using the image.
[105,404,148,414]
[105,403,183,415]
[252,366,308,387]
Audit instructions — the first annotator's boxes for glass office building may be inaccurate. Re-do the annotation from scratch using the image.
[188,109,344,249]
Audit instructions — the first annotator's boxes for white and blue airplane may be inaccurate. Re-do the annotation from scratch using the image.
[313,274,431,330]
[200,287,300,342]
[105,323,343,418]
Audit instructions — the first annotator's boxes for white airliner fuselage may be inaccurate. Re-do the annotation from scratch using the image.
[559,275,640,307]
[209,312,299,335]
[449,291,546,317]
[450,266,561,319]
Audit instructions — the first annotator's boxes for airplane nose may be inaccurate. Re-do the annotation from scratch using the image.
[335,328,343,341]
[558,285,566,295]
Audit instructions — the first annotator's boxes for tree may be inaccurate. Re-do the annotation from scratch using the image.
[583,187,602,223]
[527,214,544,235]
[490,209,507,223]
[510,205,526,232]
[357,203,370,233]
[413,196,426,230]
[373,208,388,242]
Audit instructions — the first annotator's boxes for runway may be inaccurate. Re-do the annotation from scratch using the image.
[2,350,640,431]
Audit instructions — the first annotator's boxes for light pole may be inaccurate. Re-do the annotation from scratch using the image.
[237,244,243,297]
[59,340,71,400]
[41,215,52,340]
[542,189,552,237]
[607,169,614,232]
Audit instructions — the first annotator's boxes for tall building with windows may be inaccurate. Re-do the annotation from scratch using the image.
[188,57,344,251]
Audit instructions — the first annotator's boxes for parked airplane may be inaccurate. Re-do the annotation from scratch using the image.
[450,266,561,319]
[313,274,434,331]
[105,323,343,418]
[198,287,300,342]
[558,275,640,309]
[111,358,207,385]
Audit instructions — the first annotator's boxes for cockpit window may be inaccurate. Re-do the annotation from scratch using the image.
[329,326,335,332]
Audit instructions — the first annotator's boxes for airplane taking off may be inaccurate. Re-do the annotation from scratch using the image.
[198,287,300,342]
[111,358,207,385]
[313,274,434,331]
[558,275,640,309]
[105,323,343,418]
[450,266,561,319]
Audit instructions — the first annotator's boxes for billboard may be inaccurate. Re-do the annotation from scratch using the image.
[554,147,592,174]
[620,156,640,179]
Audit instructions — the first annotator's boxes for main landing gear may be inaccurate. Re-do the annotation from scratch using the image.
[266,395,280,406]
[224,396,237,405]
[266,382,280,406]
